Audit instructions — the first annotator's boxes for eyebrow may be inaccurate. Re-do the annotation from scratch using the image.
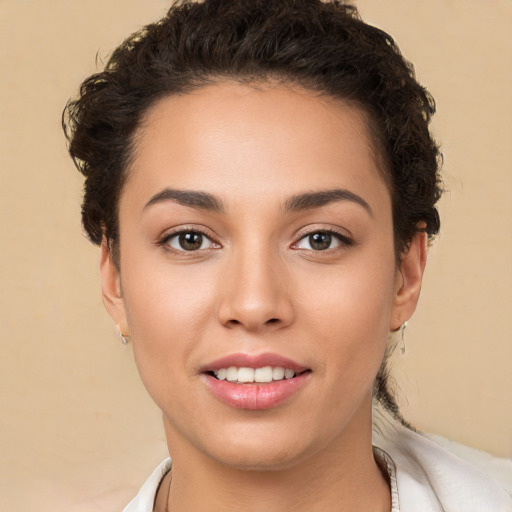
[284,189,373,216]
[144,188,224,213]
[143,187,371,216]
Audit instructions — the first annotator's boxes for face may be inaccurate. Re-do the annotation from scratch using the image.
[101,82,425,471]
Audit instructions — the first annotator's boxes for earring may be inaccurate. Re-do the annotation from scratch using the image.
[391,321,407,354]
[116,325,130,345]
[391,321,408,333]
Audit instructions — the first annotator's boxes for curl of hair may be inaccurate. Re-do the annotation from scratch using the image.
[63,0,443,423]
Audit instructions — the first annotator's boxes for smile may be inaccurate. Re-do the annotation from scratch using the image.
[213,366,296,383]
[201,353,311,410]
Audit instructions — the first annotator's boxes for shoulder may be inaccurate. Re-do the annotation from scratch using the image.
[373,408,512,512]
[122,458,172,512]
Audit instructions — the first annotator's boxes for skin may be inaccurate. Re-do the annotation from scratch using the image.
[100,82,427,512]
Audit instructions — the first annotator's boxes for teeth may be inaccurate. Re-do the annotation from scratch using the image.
[254,367,273,383]
[284,368,295,379]
[226,366,238,382]
[214,366,296,383]
[272,367,285,380]
[237,367,254,383]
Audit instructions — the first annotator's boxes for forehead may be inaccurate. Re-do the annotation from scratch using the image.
[125,82,390,211]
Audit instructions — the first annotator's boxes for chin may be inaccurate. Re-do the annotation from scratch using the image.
[193,420,328,472]
[211,443,313,472]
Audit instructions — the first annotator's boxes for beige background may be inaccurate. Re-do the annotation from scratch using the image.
[1,1,511,510]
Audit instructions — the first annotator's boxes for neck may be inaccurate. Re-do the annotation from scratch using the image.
[159,403,390,512]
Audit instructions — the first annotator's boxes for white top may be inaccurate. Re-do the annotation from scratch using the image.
[122,412,512,512]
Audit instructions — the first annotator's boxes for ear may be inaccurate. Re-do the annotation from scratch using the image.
[390,231,428,331]
[99,237,129,336]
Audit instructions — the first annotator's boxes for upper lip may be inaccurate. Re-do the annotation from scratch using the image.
[200,352,309,373]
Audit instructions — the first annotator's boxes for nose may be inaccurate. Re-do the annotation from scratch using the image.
[217,245,294,333]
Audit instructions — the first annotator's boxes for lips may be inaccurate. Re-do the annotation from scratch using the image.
[200,353,311,410]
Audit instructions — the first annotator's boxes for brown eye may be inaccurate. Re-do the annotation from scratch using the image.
[166,231,214,251]
[179,232,203,251]
[308,232,332,250]
[294,230,350,251]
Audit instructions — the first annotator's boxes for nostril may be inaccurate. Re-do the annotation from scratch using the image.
[266,318,279,324]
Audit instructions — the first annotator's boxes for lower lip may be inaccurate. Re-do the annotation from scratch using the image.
[202,372,310,410]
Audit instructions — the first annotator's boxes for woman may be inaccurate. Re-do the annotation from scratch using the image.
[63,0,512,510]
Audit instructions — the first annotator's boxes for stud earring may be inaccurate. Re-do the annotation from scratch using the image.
[116,325,130,345]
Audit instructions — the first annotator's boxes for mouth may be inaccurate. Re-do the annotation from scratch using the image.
[201,353,312,410]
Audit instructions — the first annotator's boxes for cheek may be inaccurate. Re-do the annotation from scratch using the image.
[119,256,219,403]
[300,251,396,381]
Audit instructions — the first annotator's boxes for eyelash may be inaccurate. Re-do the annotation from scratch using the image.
[156,227,353,254]
[292,228,354,252]
[157,227,220,254]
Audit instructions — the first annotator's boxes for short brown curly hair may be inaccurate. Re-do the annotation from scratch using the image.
[63,0,443,424]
